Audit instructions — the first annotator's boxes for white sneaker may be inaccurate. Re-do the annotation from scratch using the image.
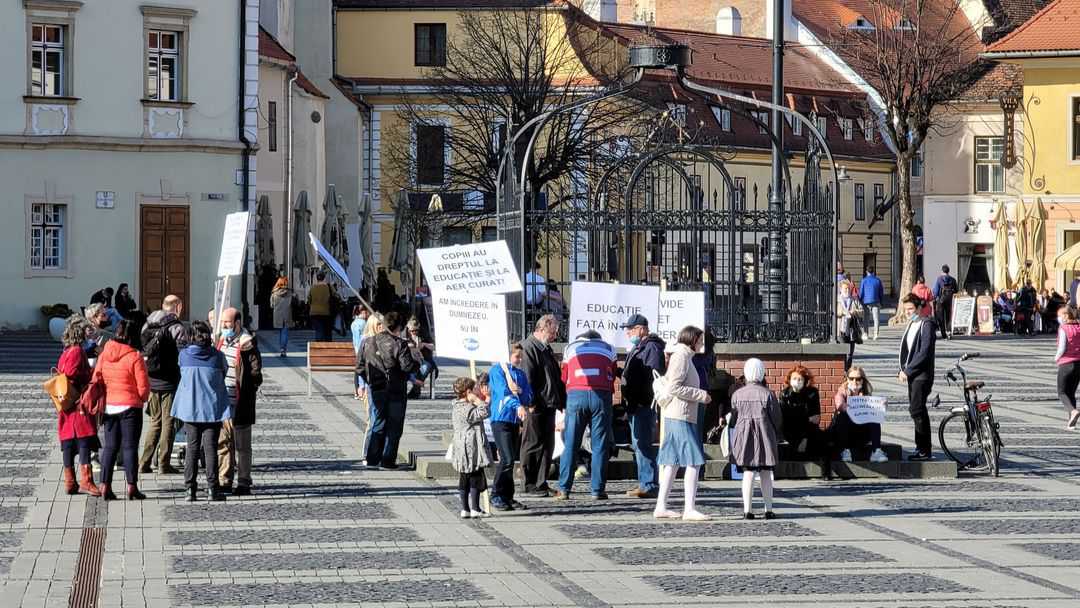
[869,448,889,463]
[460,510,471,519]
[470,510,490,519]
[840,449,853,463]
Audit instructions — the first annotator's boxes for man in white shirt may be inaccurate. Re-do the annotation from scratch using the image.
[525,262,547,306]
[899,293,937,461]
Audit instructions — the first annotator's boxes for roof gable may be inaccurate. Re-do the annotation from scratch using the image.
[986,0,1080,53]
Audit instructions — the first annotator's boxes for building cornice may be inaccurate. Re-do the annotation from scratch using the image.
[139,4,198,19]
[0,134,245,154]
[23,0,83,12]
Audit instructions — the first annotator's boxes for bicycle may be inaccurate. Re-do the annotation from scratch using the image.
[934,352,1004,476]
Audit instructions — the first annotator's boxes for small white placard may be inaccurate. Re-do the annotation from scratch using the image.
[845,395,888,425]
[431,292,509,362]
[216,212,251,277]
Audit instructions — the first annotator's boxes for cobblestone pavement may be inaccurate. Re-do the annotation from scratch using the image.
[1,327,1080,607]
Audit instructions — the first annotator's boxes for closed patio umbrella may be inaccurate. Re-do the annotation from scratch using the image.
[1027,198,1048,290]
[291,190,313,288]
[1014,199,1028,288]
[992,201,1011,290]
[254,195,275,272]
[388,191,414,290]
[357,192,376,288]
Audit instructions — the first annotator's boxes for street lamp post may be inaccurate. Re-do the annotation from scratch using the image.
[768,0,786,323]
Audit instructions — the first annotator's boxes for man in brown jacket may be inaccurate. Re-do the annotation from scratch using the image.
[216,307,263,495]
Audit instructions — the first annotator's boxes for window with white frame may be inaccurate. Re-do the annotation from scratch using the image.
[146,30,181,101]
[873,183,884,218]
[752,110,769,134]
[974,136,1004,193]
[30,23,65,96]
[29,202,66,270]
[1072,97,1080,161]
[841,117,853,140]
[416,124,447,186]
[668,103,687,127]
[816,115,828,138]
[785,113,802,135]
[854,183,865,221]
[851,16,875,30]
[860,118,874,141]
[711,106,731,131]
[896,18,915,31]
[734,176,746,210]
[911,149,923,177]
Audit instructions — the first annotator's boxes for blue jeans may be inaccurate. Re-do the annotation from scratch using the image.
[365,390,407,467]
[278,327,289,351]
[627,404,658,492]
[558,391,613,495]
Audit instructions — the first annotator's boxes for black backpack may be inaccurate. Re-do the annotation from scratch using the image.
[142,320,179,375]
[940,276,958,301]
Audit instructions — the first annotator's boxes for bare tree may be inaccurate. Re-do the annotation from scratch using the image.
[829,0,989,320]
[384,7,647,202]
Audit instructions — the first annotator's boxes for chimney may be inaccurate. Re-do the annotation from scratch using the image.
[765,0,797,41]
[582,0,619,22]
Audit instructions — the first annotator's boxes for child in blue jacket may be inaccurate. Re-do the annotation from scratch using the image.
[487,343,532,511]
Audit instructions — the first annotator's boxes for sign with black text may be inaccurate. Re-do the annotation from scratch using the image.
[431,293,509,362]
[951,296,976,336]
[568,281,660,349]
[217,212,251,277]
[416,241,522,295]
[845,395,887,425]
[657,291,706,352]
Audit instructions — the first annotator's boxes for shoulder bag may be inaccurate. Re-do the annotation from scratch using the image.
[43,367,78,413]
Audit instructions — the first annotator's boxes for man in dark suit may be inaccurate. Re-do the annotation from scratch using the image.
[899,292,937,461]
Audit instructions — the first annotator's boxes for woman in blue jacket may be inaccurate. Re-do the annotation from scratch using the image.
[171,321,232,502]
[487,343,532,511]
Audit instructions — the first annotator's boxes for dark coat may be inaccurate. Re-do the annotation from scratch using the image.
[219,335,262,426]
[777,386,821,445]
[358,331,421,399]
[521,335,566,411]
[621,333,666,408]
[900,317,937,378]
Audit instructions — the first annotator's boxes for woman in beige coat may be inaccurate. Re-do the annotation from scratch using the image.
[269,277,293,357]
[653,326,712,521]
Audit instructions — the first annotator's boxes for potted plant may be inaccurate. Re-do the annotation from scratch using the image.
[41,303,74,341]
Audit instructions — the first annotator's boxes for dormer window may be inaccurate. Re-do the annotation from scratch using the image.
[850,17,875,30]
[896,18,915,31]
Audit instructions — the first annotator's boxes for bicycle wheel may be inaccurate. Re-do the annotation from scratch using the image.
[979,413,1000,477]
[938,411,981,469]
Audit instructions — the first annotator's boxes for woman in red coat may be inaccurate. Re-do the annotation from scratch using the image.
[55,315,101,496]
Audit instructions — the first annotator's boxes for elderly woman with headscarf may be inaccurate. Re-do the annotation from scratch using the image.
[269,277,293,357]
[653,326,713,521]
[730,358,783,520]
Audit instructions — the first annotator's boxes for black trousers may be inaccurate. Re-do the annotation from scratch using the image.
[827,412,882,456]
[61,437,93,468]
[907,372,934,455]
[184,422,221,489]
[458,470,488,511]
[491,421,518,503]
[101,408,143,485]
[1057,361,1080,415]
[520,408,555,490]
[936,299,953,337]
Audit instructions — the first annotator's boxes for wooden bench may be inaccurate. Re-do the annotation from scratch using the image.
[307,342,357,397]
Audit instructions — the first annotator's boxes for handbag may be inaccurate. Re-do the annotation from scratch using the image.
[651,369,672,410]
[43,368,78,413]
[78,361,107,417]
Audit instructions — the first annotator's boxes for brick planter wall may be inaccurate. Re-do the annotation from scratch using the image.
[714,343,850,429]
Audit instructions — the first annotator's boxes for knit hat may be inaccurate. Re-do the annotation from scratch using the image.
[744,358,766,384]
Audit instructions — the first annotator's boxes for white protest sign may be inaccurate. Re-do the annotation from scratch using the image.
[345,223,364,290]
[845,395,887,425]
[657,291,706,352]
[216,212,251,277]
[308,232,353,291]
[431,292,509,362]
[568,281,660,349]
[416,241,522,295]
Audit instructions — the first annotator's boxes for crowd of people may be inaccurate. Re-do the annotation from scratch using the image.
[51,293,263,502]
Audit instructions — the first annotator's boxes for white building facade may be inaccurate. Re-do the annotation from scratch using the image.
[0,0,259,328]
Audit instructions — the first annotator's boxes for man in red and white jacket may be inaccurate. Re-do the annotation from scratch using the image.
[554,330,617,501]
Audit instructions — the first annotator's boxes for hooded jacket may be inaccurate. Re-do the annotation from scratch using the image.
[621,333,666,407]
[171,344,232,423]
[488,362,532,424]
[93,340,150,407]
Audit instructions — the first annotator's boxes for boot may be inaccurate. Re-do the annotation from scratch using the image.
[127,483,146,501]
[209,485,227,502]
[78,465,101,497]
[186,484,198,502]
[101,483,118,501]
[63,467,78,495]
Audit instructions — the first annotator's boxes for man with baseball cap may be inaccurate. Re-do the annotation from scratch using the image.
[620,313,666,498]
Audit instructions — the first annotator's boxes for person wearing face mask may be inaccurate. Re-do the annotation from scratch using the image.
[837,280,863,371]
[215,307,263,496]
[828,366,888,464]
[619,314,666,499]
[1054,305,1080,430]
[899,292,937,461]
[777,365,823,461]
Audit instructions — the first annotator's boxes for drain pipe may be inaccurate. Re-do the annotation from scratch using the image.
[284,68,298,291]
[237,0,254,324]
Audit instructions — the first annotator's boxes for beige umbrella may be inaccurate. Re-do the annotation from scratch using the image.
[1013,199,1028,288]
[992,201,1011,290]
[1027,198,1048,289]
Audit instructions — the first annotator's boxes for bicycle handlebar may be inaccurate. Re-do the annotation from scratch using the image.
[960,352,981,362]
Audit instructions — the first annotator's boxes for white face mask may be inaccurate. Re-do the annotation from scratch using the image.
[847,380,861,392]
[790,377,805,392]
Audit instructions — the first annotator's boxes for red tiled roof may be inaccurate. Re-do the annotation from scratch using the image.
[334,0,553,8]
[986,0,1080,53]
[956,61,1024,100]
[259,27,329,99]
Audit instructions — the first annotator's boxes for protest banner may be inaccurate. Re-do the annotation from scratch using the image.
[845,395,888,425]
[951,296,976,336]
[431,292,509,362]
[568,281,660,349]
[217,212,251,277]
[309,233,377,316]
[416,241,522,296]
[657,291,706,352]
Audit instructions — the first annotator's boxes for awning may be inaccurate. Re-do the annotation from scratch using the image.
[1053,240,1080,271]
